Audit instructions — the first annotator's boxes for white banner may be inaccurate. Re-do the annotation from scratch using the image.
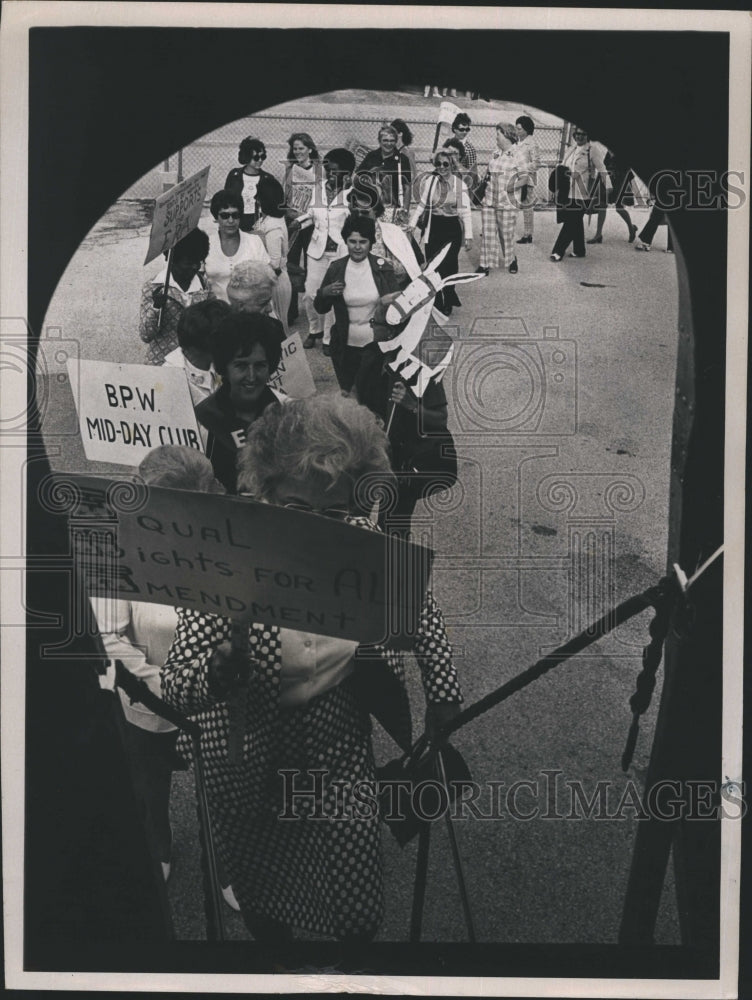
[68,360,204,465]
[267,333,316,398]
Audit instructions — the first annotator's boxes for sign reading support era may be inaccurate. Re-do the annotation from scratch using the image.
[67,360,204,465]
[143,165,211,265]
[61,475,433,648]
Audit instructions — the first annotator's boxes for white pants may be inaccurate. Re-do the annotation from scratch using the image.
[304,253,338,343]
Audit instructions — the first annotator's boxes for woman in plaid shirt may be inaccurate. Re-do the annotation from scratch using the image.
[477,123,528,276]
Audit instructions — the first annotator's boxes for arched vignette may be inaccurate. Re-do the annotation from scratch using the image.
[24,27,727,976]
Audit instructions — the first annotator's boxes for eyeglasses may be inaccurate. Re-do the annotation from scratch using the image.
[251,152,267,160]
[218,211,240,219]
[436,161,451,168]
[573,131,587,138]
[454,126,470,132]
[282,501,350,520]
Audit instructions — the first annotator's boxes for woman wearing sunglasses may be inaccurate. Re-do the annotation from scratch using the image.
[224,136,276,233]
[550,126,611,262]
[161,391,462,948]
[204,190,271,304]
[409,150,473,316]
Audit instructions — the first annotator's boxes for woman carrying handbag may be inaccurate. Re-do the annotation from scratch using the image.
[550,126,611,261]
[409,150,473,316]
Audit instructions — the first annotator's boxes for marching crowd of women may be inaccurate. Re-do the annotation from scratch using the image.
[113,114,653,951]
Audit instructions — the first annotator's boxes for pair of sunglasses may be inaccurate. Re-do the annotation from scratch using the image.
[218,211,240,219]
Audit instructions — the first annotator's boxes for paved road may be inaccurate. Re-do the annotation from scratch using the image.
[38,201,680,944]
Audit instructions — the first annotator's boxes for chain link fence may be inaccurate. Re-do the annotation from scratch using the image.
[125,105,568,209]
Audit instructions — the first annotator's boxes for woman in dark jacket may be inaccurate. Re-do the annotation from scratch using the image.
[224,136,277,233]
[355,314,458,537]
[194,311,286,493]
[313,215,402,392]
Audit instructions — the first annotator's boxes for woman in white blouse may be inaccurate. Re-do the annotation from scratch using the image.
[409,149,473,315]
[253,176,292,337]
[550,125,611,261]
[313,215,402,391]
[204,190,270,303]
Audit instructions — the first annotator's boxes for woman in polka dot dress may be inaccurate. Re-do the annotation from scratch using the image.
[161,393,462,944]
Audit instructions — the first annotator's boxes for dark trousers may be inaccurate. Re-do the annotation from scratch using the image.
[639,206,674,250]
[123,722,178,863]
[332,344,371,393]
[426,215,462,310]
[287,222,313,272]
[552,205,586,256]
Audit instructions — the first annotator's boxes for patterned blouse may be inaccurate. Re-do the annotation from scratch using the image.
[159,515,462,939]
[138,268,211,365]
[484,144,525,211]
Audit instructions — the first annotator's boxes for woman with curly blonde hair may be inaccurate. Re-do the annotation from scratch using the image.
[161,392,462,947]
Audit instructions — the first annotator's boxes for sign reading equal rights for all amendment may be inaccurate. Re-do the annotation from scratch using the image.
[62,475,432,647]
[68,360,204,465]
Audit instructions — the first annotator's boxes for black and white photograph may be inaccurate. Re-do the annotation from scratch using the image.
[1,4,748,995]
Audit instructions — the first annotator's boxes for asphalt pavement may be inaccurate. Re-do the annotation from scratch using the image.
[38,201,681,944]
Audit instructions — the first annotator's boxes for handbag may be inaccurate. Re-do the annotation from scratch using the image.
[549,163,571,205]
[286,261,306,294]
[470,169,489,208]
[377,739,473,846]
[416,175,438,237]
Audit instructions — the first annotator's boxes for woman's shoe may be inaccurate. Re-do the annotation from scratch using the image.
[303,334,318,349]
[586,235,602,244]
[222,883,241,912]
[569,251,586,258]
[475,266,490,275]
[322,343,331,357]
[635,241,651,252]
[550,253,563,262]
[508,257,518,274]
[516,235,532,244]
[628,224,638,244]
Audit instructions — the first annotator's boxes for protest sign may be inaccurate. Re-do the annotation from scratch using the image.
[267,333,315,398]
[68,360,203,465]
[143,165,210,265]
[59,475,432,647]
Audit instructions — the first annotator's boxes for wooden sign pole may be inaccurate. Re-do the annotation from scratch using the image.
[156,247,173,332]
